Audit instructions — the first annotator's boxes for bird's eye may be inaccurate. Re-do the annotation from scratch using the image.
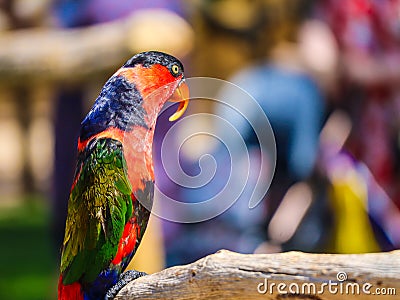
[171,64,180,75]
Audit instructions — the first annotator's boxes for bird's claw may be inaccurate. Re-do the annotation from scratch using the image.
[105,270,147,299]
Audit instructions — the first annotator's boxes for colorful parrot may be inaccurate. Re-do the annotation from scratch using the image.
[58,51,189,300]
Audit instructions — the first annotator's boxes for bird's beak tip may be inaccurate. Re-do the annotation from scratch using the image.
[168,80,190,122]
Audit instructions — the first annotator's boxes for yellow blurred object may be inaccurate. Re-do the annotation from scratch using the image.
[205,0,264,31]
[127,9,194,58]
[330,168,380,253]
[126,214,165,274]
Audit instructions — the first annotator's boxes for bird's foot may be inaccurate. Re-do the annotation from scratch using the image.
[105,270,147,300]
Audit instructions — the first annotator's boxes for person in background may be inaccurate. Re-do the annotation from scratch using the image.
[314,0,400,252]
[317,0,400,207]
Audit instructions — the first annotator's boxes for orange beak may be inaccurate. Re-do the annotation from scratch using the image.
[168,80,190,122]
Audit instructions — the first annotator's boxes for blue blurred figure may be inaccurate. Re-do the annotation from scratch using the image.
[219,63,326,250]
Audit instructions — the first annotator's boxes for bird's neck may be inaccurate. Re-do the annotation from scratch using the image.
[78,75,165,190]
[79,76,150,141]
[123,125,156,191]
[78,71,178,189]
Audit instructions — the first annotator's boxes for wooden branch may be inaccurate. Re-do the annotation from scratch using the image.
[0,10,193,83]
[116,249,400,299]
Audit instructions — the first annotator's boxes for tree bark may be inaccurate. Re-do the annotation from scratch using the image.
[115,249,399,300]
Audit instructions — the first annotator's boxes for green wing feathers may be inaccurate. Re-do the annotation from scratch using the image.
[61,138,132,284]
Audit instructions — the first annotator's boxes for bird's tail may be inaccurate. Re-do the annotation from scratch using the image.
[58,275,84,300]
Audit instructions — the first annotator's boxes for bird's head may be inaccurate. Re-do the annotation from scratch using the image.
[79,51,189,144]
[116,51,189,123]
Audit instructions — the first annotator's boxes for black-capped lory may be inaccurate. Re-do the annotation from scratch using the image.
[58,51,189,300]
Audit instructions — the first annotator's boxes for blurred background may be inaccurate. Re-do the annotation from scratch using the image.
[1,0,400,299]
